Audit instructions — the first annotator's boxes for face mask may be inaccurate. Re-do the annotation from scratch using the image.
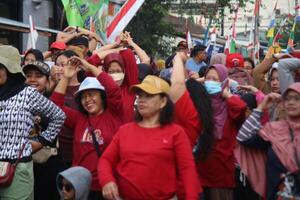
[204,80,222,95]
[110,72,125,86]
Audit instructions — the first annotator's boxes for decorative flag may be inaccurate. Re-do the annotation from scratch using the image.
[230,38,236,53]
[267,0,278,47]
[26,15,38,50]
[106,0,145,43]
[248,0,260,65]
[224,35,230,55]
[287,15,300,52]
[186,19,193,51]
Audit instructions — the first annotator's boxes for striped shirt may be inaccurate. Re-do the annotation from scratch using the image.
[237,109,263,142]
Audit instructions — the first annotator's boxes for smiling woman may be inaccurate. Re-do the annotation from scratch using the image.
[0,45,65,200]
[237,82,300,200]
[50,56,123,200]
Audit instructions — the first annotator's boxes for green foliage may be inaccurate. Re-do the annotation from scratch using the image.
[126,0,248,57]
[126,0,175,57]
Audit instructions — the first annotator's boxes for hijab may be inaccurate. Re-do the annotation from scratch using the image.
[205,64,228,139]
[0,66,25,101]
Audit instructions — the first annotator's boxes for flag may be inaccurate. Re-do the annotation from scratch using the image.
[26,15,38,50]
[106,0,145,43]
[248,0,260,64]
[186,19,193,50]
[287,16,300,52]
[61,0,83,27]
[230,38,236,53]
[267,0,278,47]
[224,35,230,55]
[61,0,109,37]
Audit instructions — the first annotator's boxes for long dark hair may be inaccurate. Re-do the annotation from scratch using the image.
[186,79,214,161]
[135,93,174,126]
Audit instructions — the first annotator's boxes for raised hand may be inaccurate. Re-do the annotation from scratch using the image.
[62,60,80,79]
[237,85,259,93]
[257,92,281,111]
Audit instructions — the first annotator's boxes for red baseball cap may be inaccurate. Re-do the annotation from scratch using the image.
[226,53,244,68]
[50,41,66,50]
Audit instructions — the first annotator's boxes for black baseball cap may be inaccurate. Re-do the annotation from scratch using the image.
[23,61,50,77]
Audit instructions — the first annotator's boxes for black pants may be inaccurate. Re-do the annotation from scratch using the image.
[234,167,261,200]
[89,191,104,200]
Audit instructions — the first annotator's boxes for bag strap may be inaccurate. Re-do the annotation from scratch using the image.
[13,143,26,166]
[288,125,300,169]
[87,118,102,157]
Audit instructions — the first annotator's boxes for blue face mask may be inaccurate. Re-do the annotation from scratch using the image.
[204,80,222,95]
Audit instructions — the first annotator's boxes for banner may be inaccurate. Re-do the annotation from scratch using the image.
[61,0,109,37]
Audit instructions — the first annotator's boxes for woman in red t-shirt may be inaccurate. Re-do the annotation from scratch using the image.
[98,75,200,200]
[51,57,123,200]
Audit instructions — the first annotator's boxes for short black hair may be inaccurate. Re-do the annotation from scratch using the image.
[244,57,255,69]
[191,45,207,57]
[76,90,107,115]
[134,94,174,126]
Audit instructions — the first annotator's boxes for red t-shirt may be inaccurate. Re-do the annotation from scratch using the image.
[51,72,123,191]
[197,95,246,188]
[98,122,201,200]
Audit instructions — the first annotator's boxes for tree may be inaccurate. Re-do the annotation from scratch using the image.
[126,0,175,58]
[126,0,248,58]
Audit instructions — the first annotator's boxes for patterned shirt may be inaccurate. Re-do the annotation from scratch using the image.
[0,86,65,161]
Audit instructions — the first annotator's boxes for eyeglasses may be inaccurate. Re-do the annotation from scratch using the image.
[59,182,74,192]
[283,95,300,102]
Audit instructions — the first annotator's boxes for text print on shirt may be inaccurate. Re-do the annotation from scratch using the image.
[81,128,104,145]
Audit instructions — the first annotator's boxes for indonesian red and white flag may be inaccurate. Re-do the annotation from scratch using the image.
[26,15,38,50]
[106,0,145,43]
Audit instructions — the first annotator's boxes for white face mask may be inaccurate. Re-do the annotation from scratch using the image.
[110,72,125,86]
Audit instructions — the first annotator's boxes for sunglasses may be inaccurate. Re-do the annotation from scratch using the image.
[59,182,74,192]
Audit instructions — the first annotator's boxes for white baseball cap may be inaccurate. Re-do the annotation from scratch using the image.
[74,77,105,97]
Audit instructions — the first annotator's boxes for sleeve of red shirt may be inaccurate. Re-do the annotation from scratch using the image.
[98,131,120,187]
[87,54,102,67]
[50,91,80,129]
[175,91,202,146]
[226,95,247,121]
[120,48,138,87]
[97,72,123,116]
[174,127,202,199]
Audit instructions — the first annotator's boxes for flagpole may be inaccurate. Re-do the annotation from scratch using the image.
[29,15,35,49]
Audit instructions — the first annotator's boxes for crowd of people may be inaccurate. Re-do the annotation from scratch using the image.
[0,25,300,200]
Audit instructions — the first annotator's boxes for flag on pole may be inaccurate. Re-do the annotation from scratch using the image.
[249,0,260,64]
[267,0,278,47]
[224,35,230,55]
[287,16,300,52]
[185,19,193,51]
[228,7,238,54]
[106,0,145,43]
[26,15,38,50]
